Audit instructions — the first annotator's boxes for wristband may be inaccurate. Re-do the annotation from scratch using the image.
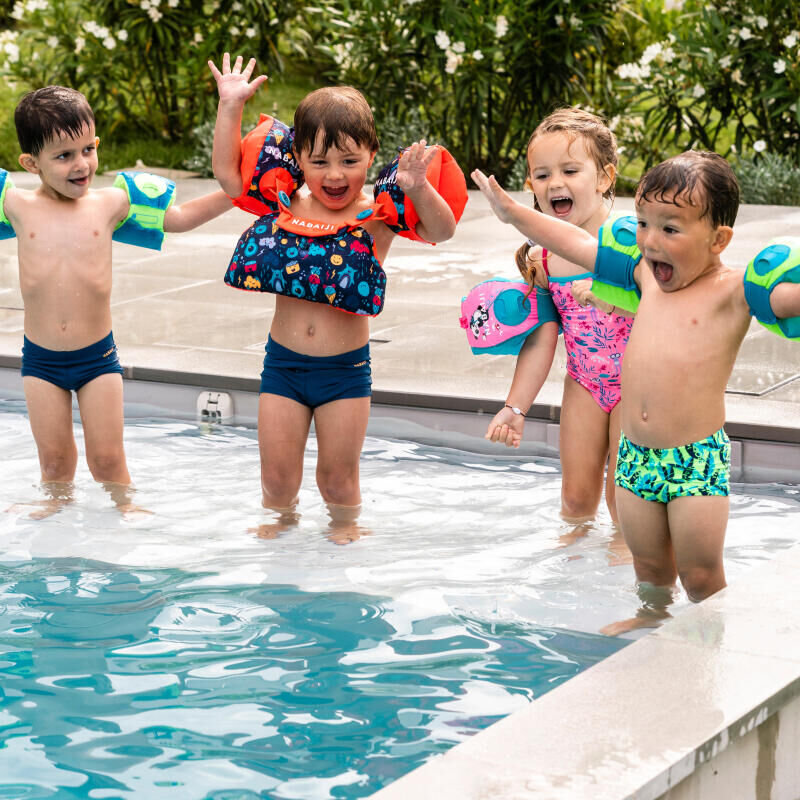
[505,404,524,416]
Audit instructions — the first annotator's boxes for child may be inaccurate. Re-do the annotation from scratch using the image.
[1,85,232,516]
[208,54,461,542]
[484,109,633,525]
[473,150,800,625]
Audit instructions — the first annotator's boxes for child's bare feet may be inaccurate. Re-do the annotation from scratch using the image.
[326,502,370,545]
[249,504,300,540]
[7,481,75,519]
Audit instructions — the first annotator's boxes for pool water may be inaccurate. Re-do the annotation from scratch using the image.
[1,399,799,797]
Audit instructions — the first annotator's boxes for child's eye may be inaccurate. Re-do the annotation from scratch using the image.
[663,226,677,234]
[532,173,547,181]
[637,220,647,229]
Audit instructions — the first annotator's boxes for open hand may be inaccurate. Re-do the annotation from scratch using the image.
[471,169,518,224]
[485,406,525,448]
[396,140,437,192]
[208,53,267,104]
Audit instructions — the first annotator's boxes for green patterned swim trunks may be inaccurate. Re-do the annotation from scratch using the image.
[614,428,730,504]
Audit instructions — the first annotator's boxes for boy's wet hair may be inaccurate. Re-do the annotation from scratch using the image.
[292,86,380,156]
[15,85,95,156]
[516,107,618,280]
[636,150,740,228]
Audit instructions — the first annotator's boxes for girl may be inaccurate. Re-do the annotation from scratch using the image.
[485,108,633,524]
[209,55,460,541]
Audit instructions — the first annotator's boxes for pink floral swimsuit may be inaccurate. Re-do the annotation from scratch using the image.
[542,249,634,413]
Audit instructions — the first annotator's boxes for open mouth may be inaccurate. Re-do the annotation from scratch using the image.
[69,176,89,186]
[322,185,348,200]
[550,196,573,217]
[650,260,674,284]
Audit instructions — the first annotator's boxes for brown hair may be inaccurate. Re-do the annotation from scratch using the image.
[293,86,380,156]
[635,150,739,228]
[15,85,95,156]
[515,108,618,283]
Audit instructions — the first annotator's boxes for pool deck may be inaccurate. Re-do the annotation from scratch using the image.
[1,171,799,457]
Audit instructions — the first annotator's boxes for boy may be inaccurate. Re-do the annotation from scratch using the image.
[1,85,232,514]
[472,151,800,626]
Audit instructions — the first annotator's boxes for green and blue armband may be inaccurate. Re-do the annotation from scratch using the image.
[591,213,641,313]
[744,238,800,340]
[0,168,16,240]
[112,171,176,250]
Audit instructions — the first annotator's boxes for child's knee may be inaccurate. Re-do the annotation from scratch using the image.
[86,448,127,481]
[39,448,77,482]
[679,565,726,602]
[316,467,359,506]
[260,465,301,506]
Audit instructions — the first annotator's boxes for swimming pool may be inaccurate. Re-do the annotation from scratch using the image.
[1,399,799,797]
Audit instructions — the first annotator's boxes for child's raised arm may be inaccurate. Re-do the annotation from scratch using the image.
[396,141,457,243]
[163,189,233,233]
[471,169,598,271]
[208,53,268,197]
[770,281,800,321]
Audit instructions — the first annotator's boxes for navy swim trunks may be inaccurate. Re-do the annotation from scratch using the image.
[259,335,372,409]
[21,331,124,391]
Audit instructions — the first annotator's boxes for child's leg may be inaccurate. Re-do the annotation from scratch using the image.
[23,376,78,482]
[605,404,624,524]
[258,392,312,508]
[615,487,677,587]
[558,376,609,521]
[313,396,371,506]
[76,374,130,484]
[667,495,729,601]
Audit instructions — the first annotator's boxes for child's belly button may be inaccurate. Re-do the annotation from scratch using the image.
[306,325,315,337]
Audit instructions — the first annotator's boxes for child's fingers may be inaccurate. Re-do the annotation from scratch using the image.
[222,52,231,73]
[233,55,244,73]
[208,60,222,81]
[242,57,257,80]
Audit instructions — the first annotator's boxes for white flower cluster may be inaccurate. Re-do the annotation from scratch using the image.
[10,0,49,20]
[495,15,508,38]
[141,0,165,22]
[663,0,684,11]
[616,39,676,82]
[83,20,117,50]
[434,30,468,74]
[1,29,20,66]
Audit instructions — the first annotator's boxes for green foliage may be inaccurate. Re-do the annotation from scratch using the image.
[613,0,800,168]
[0,0,329,143]
[735,153,800,205]
[322,0,619,181]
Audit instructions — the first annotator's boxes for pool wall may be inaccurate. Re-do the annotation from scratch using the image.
[2,362,800,798]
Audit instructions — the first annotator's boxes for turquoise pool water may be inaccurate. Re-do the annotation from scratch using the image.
[0,559,624,798]
[1,399,799,797]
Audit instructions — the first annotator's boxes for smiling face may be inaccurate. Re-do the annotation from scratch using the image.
[20,122,98,200]
[635,190,733,291]
[295,131,376,212]
[527,131,614,229]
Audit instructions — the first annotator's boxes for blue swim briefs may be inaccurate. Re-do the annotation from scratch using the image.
[614,428,730,504]
[259,335,372,409]
[21,331,124,392]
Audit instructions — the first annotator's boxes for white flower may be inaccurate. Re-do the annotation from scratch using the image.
[451,40,465,54]
[692,83,705,98]
[718,54,732,68]
[739,27,752,40]
[74,35,85,54]
[141,0,150,8]
[10,3,25,20]
[193,31,203,43]
[731,68,744,85]
[245,26,256,38]
[232,1,243,9]
[103,35,116,49]
[46,35,59,47]
[569,14,583,29]
[641,42,662,65]
[150,0,161,6]
[434,30,450,50]
[555,14,563,25]
[230,25,239,35]
[472,49,483,60]
[753,140,767,152]
[616,62,651,80]
[495,15,508,38]
[774,58,786,74]
[147,7,163,20]
[117,29,128,41]
[4,42,20,62]
[168,0,179,6]
[661,45,675,63]
[782,33,797,48]
[755,16,768,29]
[445,51,462,74]
[663,0,684,10]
